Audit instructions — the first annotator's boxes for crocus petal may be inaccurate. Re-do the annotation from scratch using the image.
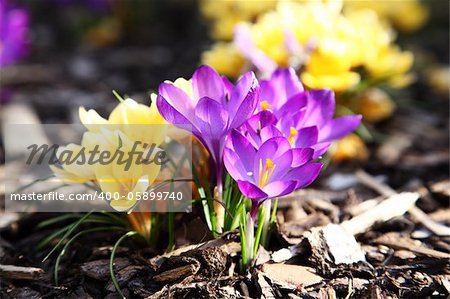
[246,110,278,131]
[223,148,248,181]
[260,80,275,107]
[275,93,308,119]
[159,82,196,112]
[318,115,362,143]
[270,149,293,181]
[194,97,229,162]
[284,162,323,189]
[311,142,331,159]
[237,180,268,200]
[262,180,297,198]
[293,126,319,148]
[192,65,225,103]
[235,24,277,74]
[270,68,304,104]
[260,125,283,143]
[278,108,306,133]
[290,148,314,167]
[222,76,234,96]
[229,71,260,129]
[228,129,256,172]
[253,137,291,182]
[156,95,195,130]
[302,89,335,128]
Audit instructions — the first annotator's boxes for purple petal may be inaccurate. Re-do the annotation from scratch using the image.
[260,125,283,143]
[192,65,225,103]
[262,180,297,198]
[311,142,331,159]
[246,110,278,131]
[302,89,335,128]
[234,24,277,74]
[260,80,275,108]
[194,97,229,162]
[270,149,293,181]
[271,68,304,102]
[278,108,306,134]
[290,148,314,167]
[253,137,291,182]
[293,126,319,148]
[259,68,304,111]
[156,94,195,129]
[318,115,362,143]
[237,180,268,200]
[158,82,196,121]
[223,148,247,181]
[275,92,307,119]
[284,162,323,189]
[229,129,256,172]
[229,72,260,129]
[222,76,234,97]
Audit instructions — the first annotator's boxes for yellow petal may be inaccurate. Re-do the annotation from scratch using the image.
[79,107,108,132]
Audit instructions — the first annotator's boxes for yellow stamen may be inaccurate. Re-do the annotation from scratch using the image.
[288,127,298,145]
[260,100,271,111]
[258,158,276,188]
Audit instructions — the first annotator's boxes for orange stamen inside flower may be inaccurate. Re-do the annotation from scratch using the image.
[260,100,271,111]
[258,158,276,188]
[288,127,298,145]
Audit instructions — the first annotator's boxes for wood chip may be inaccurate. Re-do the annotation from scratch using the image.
[256,272,277,299]
[0,264,45,280]
[153,263,199,283]
[376,134,412,166]
[80,258,130,280]
[340,192,419,235]
[306,224,366,270]
[261,264,323,289]
[408,206,450,237]
[430,180,450,197]
[375,233,450,259]
[355,170,450,237]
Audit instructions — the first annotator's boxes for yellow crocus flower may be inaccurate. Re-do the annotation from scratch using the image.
[92,130,161,212]
[52,97,167,212]
[79,97,166,146]
[200,0,277,40]
[201,42,246,78]
[354,88,396,123]
[301,39,360,91]
[365,46,414,88]
[344,0,429,33]
[330,134,369,161]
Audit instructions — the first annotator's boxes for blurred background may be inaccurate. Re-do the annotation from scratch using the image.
[0,0,449,170]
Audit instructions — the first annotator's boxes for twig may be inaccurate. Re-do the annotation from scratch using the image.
[408,206,450,237]
[355,169,450,237]
[355,169,396,196]
[340,192,419,235]
[375,234,450,259]
[0,264,45,280]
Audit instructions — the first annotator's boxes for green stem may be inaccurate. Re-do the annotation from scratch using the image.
[110,231,138,299]
[260,200,272,247]
[167,212,175,252]
[55,226,124,286]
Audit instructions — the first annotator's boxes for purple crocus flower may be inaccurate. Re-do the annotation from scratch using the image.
[259,68,362,157]
[157,65,260,193]
[0,0,29,67]
[224,129,322,219]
